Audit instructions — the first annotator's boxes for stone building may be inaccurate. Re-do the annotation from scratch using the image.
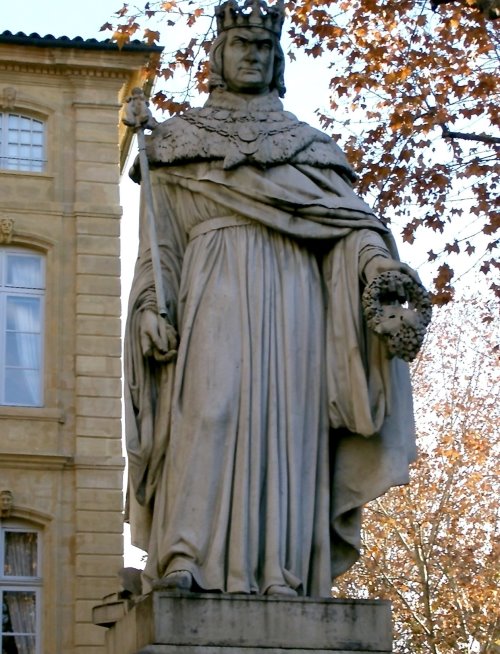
[0,31,161,653]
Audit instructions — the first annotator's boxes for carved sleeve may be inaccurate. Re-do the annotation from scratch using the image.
[358,231,392,284]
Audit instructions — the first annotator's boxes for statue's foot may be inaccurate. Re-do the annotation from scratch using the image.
[162,570,193,591]
[265,584,298,597]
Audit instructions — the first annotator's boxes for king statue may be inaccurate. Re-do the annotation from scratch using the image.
[124,0,429,598]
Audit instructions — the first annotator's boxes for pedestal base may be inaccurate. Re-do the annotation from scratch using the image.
[94,591,392,653]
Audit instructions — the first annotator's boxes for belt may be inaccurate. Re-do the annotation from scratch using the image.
[189,215,252,241]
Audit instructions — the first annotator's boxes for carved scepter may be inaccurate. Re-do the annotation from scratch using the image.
[122,88,167,319]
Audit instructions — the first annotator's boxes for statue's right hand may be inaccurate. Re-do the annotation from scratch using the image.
[139,309,178,363]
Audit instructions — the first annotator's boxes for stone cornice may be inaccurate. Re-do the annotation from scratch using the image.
[74,456,125,471]
[1,505,54,525]
[0,61,142,80]
[0,452,73,470]
[0,34,162,81]
[0,453,125,471]
[0,406,65,423]
[0,204,123,220]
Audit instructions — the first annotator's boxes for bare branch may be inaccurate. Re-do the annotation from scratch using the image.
[441,124,500,145]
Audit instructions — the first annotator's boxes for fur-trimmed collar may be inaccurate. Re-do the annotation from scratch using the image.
[142,89,356,179]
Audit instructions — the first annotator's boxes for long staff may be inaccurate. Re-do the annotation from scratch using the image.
[123,88,167,318]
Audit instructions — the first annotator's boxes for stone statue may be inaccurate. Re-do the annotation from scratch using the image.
[124,0,429,598]
[1,489,14,518]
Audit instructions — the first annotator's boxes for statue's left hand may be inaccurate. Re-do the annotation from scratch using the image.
[363,256,422,300]
[361,257,432,361]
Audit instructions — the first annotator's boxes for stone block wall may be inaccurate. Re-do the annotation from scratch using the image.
[0,36,160,653]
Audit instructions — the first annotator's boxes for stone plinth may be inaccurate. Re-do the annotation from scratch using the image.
[95,591,392,653]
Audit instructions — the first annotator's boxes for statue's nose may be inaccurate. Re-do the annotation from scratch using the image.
[244,44,259,61]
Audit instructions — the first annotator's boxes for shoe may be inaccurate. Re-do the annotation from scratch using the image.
[161,570,193,591]
[265,584,298,597]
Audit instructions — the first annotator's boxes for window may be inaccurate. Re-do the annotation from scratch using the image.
[0,524,41,654]
[0,113,45,173]
[0,249,45,406]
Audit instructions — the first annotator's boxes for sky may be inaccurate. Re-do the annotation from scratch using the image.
[2,0,119,39]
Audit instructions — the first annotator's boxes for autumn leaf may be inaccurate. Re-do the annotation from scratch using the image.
[115,3,128,18]
[490,281,500,298]
[434,262,454,291]
[112,30,131,49]
[144,29,160,45]
[402,224,416,244]
[465,242,475,256]
[444,241,460,255]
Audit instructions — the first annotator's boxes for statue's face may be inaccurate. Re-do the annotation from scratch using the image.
[1,491,12,510]
[222,27,275,94]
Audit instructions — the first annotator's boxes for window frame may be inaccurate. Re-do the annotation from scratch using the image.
[0,521,42,654]
[0,112,46,174]
[0,248,46,407]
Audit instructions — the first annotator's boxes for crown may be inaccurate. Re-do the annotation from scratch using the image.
[215,0,285,38]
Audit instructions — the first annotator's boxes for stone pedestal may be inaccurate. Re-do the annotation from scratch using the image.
[94,591,392,653]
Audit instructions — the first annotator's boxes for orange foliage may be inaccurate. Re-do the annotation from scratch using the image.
[302,0,499,302]
[334,296,500,653]
[103,0,499,301]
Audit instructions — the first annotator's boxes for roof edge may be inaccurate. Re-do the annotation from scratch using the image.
[0,31,163,53]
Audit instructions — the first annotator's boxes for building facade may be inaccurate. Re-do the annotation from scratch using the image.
[0,31,160,653]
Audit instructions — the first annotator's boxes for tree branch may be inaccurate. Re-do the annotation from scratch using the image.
[413,534,440,654]
[441,124,500,145]
[376,567,434,640]
[431,0,500,20]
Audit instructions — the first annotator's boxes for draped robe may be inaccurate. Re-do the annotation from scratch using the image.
[124,90,416,596]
